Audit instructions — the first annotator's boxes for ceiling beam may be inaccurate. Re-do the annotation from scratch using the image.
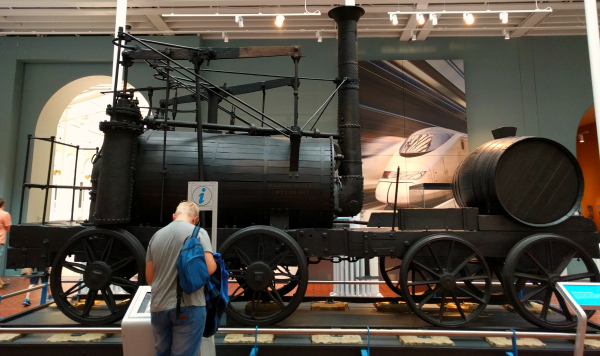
[416,14,439,40]
[400,14,417,41]
[143,14,171,32]
[510,11,551,37]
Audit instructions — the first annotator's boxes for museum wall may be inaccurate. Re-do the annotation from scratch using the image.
[577,122,600,229]
[0,35,594,222]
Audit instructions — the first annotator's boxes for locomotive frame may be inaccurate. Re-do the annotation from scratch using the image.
[6,5,600,331]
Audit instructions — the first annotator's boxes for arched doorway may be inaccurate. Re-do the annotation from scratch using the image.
[576,106,600,230]
[26,76,148,223]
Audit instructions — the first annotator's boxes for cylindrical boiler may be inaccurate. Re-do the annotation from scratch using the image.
[453,136,584,227]
[132,130,336,228]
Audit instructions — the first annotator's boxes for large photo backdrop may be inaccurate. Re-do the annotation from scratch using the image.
[359,59,467,212]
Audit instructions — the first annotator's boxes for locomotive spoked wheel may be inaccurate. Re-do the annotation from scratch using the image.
[380,256,403,297]
[50,228,146,326]
[400,234,492,327]
[219,225,308,326]
[503,234,600,329]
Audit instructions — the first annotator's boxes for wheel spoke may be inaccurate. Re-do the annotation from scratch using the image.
[266,284,285,309]
[81,289,98,317]
[257,235,264,261]
[539,288,553,320]
[451,253,477,276]
[83,239,96,263]
[547,242,554,273]
[447,240,455,271]
[274,273,299,280]
[525,251,550,276]
[417,285,441,309]
[456,274,489,282]
[229,283,247,302]
[268,250,290,269]
[101,237,115,262]
[64,261,87,274]
[250,290,258,318]
[513,272,548,283]
[451,291,468,320]
[110,256,135,272]
[456,286,487,304]
[385,264,402,273]
[229,270,247,278]
[233,245,253,266]
[560,272,596,282]
[110,276,136,288]
[439,290,446,321]
[555,292,574,321]
[411,259,441,278]
[519,285,547,303]
[102,288,118,313]
[426,244,444,272]
[61,281,86,298]
[554,249,578,276]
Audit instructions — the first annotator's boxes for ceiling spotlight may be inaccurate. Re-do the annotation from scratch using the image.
[502,28,510,40]
[463,13,475,25]
[390,13,399,25]
[429,13,438,26]
[235,15,244,27]
[316,31,322,42]
[275,14,285,27]
[222,32,228,43]
[416,13,425,25]
[410,30,417,41]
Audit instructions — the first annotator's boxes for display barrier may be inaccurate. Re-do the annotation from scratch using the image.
[556,282,600,356]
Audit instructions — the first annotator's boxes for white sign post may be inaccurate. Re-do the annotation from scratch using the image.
[187,181,218,356]
[556,282,600,356]
[188,181,218,252]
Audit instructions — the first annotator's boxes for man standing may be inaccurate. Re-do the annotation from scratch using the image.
[0,198,11,289]
[146,201,216,356]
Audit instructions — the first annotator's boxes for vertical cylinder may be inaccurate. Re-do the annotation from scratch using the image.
[329,6,364,217]
[95,94,142,225]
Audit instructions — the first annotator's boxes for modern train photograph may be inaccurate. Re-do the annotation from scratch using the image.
[375,126,469,208]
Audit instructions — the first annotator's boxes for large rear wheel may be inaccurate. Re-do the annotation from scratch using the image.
[219,226,308,326]
[50,228,146,325]
[503,234,600,329]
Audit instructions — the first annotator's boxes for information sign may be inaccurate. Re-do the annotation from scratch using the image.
[561,283,600,309]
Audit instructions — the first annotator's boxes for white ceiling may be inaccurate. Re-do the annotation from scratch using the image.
[0,0,597,41]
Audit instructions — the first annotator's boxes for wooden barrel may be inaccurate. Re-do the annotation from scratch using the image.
[452,136,584,227]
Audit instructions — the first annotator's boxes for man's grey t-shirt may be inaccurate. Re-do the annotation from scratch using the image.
[146,220,213,312]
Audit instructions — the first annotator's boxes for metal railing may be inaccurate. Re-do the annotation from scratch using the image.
[0,283,51,305]
[18,135,97,224]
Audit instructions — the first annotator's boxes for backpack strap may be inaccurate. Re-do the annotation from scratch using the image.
[175,225,202,319]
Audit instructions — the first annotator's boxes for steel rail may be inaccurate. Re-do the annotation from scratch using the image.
[0,327,599,340]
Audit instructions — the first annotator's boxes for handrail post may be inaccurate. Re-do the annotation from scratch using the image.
[70,145,80,221]
[19,134,33,224]
[40,282,48,305]
[42,136,56,224]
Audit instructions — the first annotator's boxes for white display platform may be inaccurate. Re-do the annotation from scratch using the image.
[122,286,215,356]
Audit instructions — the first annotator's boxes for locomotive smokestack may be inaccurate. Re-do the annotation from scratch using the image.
[94,94,143,225]
[329,6,364,217]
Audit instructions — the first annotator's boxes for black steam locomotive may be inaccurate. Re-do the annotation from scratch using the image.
[7,6,599,331]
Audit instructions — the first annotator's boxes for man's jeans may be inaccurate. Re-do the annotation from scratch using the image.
[151,306,207,356]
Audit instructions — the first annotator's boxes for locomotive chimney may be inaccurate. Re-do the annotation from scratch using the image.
[329,6,365,217]
[94,93,143,225]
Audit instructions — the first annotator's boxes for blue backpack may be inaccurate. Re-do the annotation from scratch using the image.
[203,252,229,337]
[176,226,210,318]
